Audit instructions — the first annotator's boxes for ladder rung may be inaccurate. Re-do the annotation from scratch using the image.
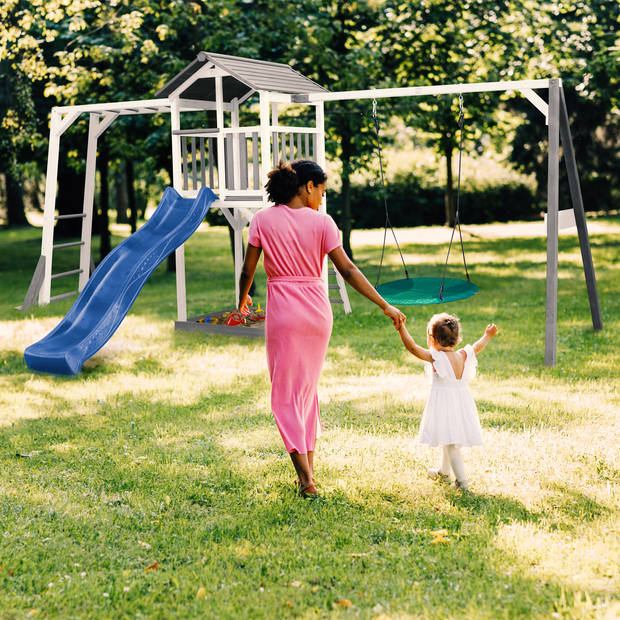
[49,290,78,303]
[328,284,340,289]
[328,269,337,275]
[329,298,344,304]
[54,213,86,220]
[51,268,83,280]
[53,241,84,249]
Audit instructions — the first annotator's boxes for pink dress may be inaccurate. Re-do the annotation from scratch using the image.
[248,204,342,454]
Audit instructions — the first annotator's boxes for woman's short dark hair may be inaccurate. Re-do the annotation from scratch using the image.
[265,160,327,205]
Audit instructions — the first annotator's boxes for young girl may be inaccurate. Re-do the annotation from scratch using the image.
[397,313,497,490]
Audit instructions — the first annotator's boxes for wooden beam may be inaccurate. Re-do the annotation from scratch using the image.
[558,87,602,331]
[545,79,561,366]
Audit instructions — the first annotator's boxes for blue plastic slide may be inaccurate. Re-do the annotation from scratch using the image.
[24,186,217,375]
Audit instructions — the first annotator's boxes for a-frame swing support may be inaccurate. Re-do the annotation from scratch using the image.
[295,77,603,366]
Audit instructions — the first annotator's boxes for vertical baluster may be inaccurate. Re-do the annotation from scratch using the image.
[312,133,317,162]
[297,133,302,161]
[240,132,248,189]
[272,132,278,166]
[289,133,294,162]
[181,135,188,191]
[281,133,287,163]
[191,137,197,190]
[208,137,215,189]
[252,132,260,189]
[305,133,310,159]
[200,137,206,187]
[226,135,233,189]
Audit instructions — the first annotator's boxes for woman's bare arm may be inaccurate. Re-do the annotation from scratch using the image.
[238,243,262,313]
[328,246,405,329]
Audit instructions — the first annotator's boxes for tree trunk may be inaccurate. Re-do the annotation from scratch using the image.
[127,159,137,234]
[99,141,111,260]
[5,168,29,227]
[444,143,455,227]
[25,175,43,214]
[115,160,129,223]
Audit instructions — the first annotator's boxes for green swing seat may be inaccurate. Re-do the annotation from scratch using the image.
[376,276,478,306]
[371,96,478,307]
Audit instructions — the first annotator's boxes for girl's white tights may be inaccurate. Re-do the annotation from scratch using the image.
[440,444,467,483]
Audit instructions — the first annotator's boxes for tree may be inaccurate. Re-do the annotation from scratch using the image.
[507,0,620,211]
[286,0,388,258]
[378,0,526,226]
[0,65,36,227]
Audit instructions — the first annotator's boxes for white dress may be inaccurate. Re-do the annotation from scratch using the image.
[418,345,483,447]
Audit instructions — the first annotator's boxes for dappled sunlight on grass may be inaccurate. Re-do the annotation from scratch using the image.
[494,518,619,593]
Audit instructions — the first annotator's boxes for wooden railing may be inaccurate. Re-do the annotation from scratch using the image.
[271,128,317,166]
[174,126,318,194]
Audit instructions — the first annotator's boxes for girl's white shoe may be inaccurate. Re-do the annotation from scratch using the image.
[451,479,469,491]
[427,469,450,483]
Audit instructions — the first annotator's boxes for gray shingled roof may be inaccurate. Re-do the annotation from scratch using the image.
[155,52,328,102]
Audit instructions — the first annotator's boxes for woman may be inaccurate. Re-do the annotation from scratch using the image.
[239,160,405,497]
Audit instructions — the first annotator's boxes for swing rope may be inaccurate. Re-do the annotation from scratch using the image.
[372,99,410,289]
[439,94,471,300]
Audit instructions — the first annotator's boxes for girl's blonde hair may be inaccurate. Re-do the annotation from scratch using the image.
[427,312,461,347]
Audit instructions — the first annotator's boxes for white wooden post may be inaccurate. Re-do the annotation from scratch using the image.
[314,101,331,293]
[259,92,271,205]
[79,112,116,291]
[231,98,241,190]
[170,96,188,321]
[545,79,560,366]
[39,110,63,304]
[79,113,99,291]
[234,212,243,307]
[215,76,227,194]
[230,98,244,306]
[315,102,326,211]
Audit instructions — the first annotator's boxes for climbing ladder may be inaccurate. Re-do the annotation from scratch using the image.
[18,110,115,310]
[328,261,351,313]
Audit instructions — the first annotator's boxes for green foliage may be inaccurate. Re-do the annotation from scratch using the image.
[0,0,617,234]
[328,177,539,229]
[506,1,620,210]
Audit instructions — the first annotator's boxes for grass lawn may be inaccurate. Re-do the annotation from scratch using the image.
[0,216,618,619]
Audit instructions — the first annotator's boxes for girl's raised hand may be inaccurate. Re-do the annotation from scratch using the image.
[383,304,406,330]
[485,323,498,337]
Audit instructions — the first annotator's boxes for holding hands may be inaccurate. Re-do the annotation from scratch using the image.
[384,304,407,330]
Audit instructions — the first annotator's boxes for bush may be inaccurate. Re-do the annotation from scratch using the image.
[328,175,541,229]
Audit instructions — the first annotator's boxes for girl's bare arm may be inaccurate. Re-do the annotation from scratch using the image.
[473,323,498,354]
[398,324,433,362]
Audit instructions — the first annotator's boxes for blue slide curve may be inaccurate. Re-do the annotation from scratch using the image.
[25,186,217,375]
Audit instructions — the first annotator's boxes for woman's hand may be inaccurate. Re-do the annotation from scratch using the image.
[239,294,252,316]
[383,304,406,330]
